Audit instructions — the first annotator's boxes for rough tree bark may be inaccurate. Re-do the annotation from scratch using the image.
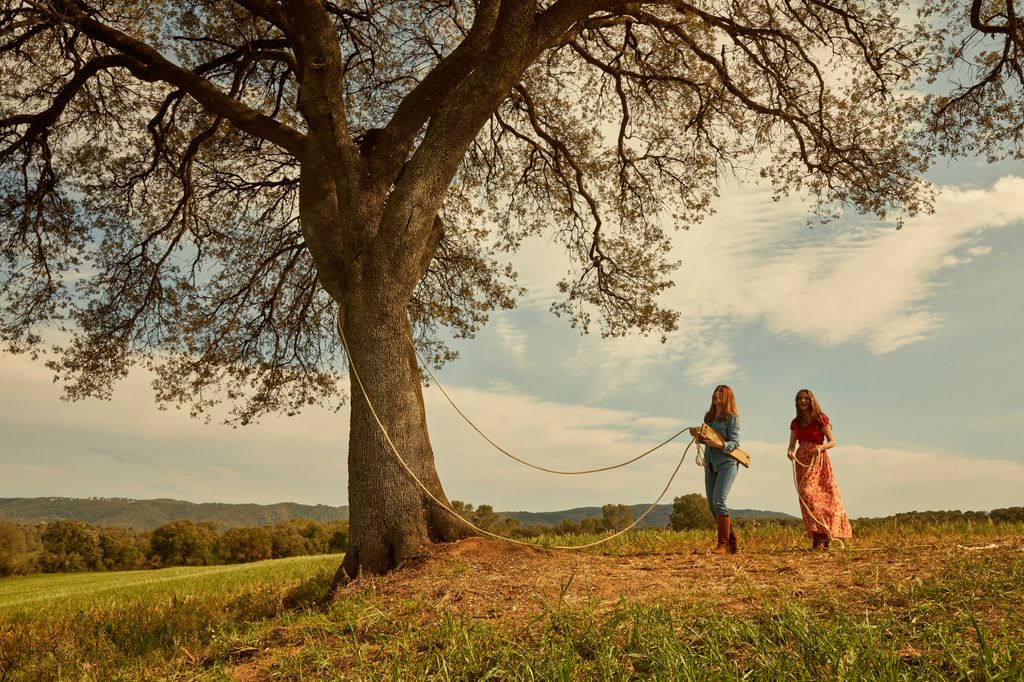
[297,141,473,584]
[338,298,471,582]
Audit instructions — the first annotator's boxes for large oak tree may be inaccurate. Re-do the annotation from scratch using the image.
[2,0,933,584]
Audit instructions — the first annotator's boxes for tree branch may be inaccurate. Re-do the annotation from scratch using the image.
[0,54,133,157]
[378,0,502,178]
[44,0,306,156]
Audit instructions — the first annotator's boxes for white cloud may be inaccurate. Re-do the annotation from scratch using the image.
[681,337,740,387]
[502,175,1024,385]
[424,382,702,509]
[863,310,943,354]
[492,318,528,365]
[826,444,1024,518]
[0,353,346,505]
[684,176,1024,353]
[563,333,682,400]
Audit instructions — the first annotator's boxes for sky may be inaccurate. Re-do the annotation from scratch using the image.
[2,154,1023,520]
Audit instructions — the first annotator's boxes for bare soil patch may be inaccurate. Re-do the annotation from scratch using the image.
[226,533,1023,680]
[331,535,1023,623]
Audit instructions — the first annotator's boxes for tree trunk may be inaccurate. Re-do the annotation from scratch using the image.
[330,290,472,590]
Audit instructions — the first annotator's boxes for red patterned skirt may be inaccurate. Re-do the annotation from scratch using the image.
[794,442,852,539]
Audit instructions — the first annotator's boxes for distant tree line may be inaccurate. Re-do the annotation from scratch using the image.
[0,518,348,577]
[3,505,1020,576]
[665,498,1024,532]
[455,498,1024,536]
[454,497,720,535]
[450,501,638,537]
[851,508,1024,529]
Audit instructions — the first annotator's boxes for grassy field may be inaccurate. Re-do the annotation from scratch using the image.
[1,523,1022,680]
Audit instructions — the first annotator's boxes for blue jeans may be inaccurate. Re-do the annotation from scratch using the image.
[704,456,739,517]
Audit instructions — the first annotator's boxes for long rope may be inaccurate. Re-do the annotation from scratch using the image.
[408,335,690,474]
[337,316,696,550]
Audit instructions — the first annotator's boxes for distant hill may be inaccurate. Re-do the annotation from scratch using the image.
[0,497,794,531]
[0,497,349,530]
[500,505,797,529]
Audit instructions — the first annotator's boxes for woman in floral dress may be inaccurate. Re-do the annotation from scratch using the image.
[787,388,852,550]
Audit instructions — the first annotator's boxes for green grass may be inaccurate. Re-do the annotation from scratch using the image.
[0,557,336,616]
[0,555,340,680]
[243,594,1024,681]
[1,526,1022,680]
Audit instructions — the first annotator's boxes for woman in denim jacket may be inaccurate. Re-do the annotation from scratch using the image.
[689,385,741,554]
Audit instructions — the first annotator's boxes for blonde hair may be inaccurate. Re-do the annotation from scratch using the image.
[704,385,739,423]
[794,388,826,425]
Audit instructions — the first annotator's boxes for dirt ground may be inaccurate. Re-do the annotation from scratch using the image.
[331,534,1023,622]
[227,534,1023,680]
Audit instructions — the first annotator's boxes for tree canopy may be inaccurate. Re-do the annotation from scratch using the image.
[1,0,934,420]
[923,0,1024,160]
[668,493,714,530]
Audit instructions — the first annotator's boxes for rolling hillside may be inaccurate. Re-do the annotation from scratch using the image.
[0,497,349,530]
[0,497,794,530]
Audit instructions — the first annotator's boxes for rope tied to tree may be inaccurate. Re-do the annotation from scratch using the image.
[337,313,699,550]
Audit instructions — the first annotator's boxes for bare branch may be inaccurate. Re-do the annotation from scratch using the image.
[42,0,306,155]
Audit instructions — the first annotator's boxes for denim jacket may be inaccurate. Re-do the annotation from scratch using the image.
[705,414,740,469]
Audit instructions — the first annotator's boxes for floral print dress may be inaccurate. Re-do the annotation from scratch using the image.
[791,414,852,539]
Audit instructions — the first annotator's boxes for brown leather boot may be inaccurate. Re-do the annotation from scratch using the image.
[727,523,739,555]
[712,515,730,554]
